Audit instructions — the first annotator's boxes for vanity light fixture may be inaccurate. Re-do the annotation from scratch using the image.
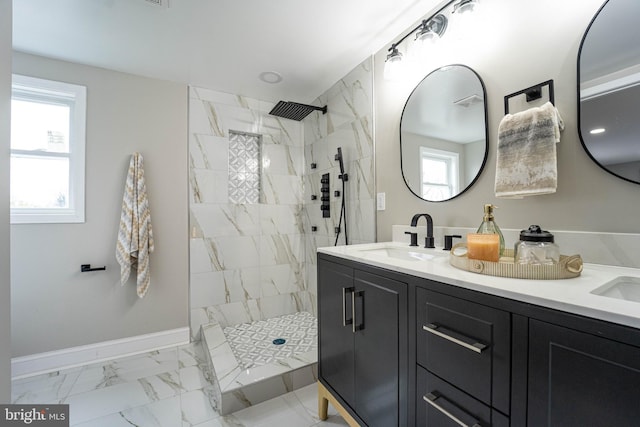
[410,14,449,61]
[590,128,606,135]
[383,0,477,80]
[383,45,404,80]
[416,15,448,44]
[453,0,479,14]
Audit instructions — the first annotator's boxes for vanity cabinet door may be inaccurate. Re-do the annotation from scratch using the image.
[318,259,355,405]
[353,270,407,427]
[528,319,640,426]
[318,256,408,427]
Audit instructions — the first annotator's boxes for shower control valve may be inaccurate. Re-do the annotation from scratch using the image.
[334,190,341,197]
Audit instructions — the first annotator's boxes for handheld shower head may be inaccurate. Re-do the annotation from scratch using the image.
[335,147,348,181]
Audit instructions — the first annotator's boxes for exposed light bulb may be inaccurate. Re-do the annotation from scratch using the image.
[453,0,479,15]
[383,47,403,81]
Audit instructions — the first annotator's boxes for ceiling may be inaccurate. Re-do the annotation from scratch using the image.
[12,0,445,103]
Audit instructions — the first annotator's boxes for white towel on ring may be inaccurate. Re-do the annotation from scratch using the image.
[116,152,154,298]
[494,101,564,198]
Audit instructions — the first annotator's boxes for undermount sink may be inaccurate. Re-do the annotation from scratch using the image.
[590,276,640,303]
[358,246,446,262]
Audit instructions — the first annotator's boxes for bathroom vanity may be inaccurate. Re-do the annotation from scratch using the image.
[317,242,640,427]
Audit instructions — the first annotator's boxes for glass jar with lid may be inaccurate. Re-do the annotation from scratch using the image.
[514,225,560,265]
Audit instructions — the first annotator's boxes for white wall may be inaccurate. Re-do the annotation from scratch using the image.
[0,0,12,401]
[11,53,189,357]
[375,0,640,240]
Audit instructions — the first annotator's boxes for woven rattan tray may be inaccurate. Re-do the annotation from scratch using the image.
[449,243,583,280]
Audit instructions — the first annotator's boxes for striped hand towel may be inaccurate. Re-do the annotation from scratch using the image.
[116,152,154,298]
[494,102,564,198]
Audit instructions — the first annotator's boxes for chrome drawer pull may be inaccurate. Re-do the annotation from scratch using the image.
[423,393,482,427]
[423,323,487,354]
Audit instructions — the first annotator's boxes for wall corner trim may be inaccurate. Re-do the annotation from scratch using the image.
[11,327,190,380]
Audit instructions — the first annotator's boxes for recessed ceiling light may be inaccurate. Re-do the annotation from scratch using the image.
[590,128,606,135]
[259,71,283,84]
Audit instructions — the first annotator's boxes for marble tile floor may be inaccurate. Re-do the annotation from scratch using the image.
[11,342,347,427]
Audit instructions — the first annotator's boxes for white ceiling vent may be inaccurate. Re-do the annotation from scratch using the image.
[453,94,483,108]
[143,0,169,8]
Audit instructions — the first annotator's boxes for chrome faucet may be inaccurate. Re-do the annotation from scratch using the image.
[408,213,435,248]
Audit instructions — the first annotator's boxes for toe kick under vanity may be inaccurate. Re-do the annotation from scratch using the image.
[316,242,640,427]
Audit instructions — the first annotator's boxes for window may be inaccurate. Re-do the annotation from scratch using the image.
[420,147,459,200]
[10,75,86,224]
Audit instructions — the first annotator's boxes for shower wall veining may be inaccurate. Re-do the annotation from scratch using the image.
[302,58,376,300]
[188,57,375,338]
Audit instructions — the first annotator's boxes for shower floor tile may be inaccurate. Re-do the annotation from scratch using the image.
[223,312,317,370]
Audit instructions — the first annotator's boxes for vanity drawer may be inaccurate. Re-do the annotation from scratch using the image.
[417,366,508,427]
[416,287,511,414]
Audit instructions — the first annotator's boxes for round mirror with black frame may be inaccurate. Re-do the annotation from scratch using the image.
[400,64,488,202]
[578,0,640,185]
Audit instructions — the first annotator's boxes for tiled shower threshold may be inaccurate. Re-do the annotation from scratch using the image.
[201,312,318,415]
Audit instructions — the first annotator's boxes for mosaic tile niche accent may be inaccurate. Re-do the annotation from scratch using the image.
[228,131,261,204]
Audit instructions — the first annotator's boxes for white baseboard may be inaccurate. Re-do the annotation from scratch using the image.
[11,327,190,380]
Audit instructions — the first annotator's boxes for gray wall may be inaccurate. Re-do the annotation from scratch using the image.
[376,0,640,240]
[1,0,11,401]
[11,53,189,357]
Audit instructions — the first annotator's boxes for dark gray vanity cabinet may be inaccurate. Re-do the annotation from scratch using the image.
[318,252,640,427]
[527,319,640,427]
[415,288,510,426]
[318,255,409,427]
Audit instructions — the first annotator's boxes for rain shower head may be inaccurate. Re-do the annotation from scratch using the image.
[269,101,327,121]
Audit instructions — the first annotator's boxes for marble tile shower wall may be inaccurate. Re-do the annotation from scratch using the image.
[302,57,377,301]
[189,87,312,340]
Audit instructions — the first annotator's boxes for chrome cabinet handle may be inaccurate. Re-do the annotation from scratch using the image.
[423,392,482,427]
[342,287,354,327]
[423,323,487,354]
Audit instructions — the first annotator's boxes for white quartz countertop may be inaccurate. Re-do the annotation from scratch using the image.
[318,241,640,330]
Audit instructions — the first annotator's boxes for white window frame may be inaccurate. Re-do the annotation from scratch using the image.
[420,146,459,200]
[10,74,86,224]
